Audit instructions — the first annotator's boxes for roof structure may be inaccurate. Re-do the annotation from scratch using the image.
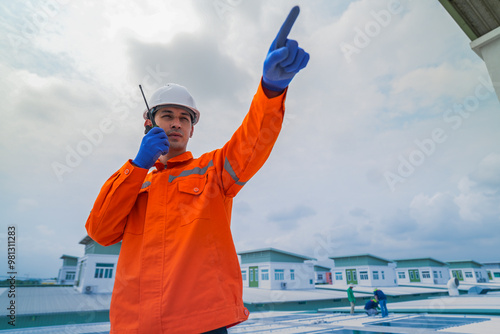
[447,260,484,268]
[238,248,316,264]
[78,235,121,256]
[313,265,331,272]
[393,257,448,268]
[3,283,500,333]
[439,0,500,40]
[59,255,79,267]
[79,235,93,245]
[330,254,392,267]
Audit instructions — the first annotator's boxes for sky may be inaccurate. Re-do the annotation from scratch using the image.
[1,0,499,279]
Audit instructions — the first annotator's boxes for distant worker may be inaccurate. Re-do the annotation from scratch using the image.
[85,6,309,334]
[364,297,379,316]
[347,285,356,314]
[374,288,388,317]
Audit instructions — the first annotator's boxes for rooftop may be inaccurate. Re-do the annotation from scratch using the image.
[2,283,500,333]
[439,0,500,40]
[238,248,316,261]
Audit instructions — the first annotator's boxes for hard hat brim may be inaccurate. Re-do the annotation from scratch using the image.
[143,104,200,125]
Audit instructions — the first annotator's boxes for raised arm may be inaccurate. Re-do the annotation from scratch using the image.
[220,6,310,196]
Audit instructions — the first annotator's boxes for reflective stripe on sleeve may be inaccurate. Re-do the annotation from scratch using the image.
[224,158,247,186]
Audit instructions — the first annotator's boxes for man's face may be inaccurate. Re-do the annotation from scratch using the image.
[154,106,194,154]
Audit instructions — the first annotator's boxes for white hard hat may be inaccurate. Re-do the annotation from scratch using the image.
[143,83,200,125]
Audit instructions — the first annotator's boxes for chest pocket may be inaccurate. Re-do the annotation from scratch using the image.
[177,174,210,226]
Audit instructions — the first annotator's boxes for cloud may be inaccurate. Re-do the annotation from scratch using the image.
[267,204,316,224]
[469,152,500,189]
[349,207,369,218]
[2,0,500,277]
[455,153,500,222]
[16,199,40,212]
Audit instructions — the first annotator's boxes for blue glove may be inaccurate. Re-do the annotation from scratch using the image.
[262,6,310,92]
[132,127,169,169]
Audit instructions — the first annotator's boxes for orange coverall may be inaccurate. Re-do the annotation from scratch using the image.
[86,83,287,333]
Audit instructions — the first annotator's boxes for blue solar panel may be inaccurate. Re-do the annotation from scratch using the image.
[367,315,490,330]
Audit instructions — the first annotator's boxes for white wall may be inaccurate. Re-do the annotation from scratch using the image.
[431,267,450,284]
[74,254,118,294]
[241,262,315,290]
[449,268,488,283]
[487,269,500,282]
[471,26,500,104]
[315,271,328,284]
[396,267,450,285]
[333,266,396,287]
[57,265,77,284]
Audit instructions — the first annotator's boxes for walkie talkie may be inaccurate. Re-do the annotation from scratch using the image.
[139,84,156,134]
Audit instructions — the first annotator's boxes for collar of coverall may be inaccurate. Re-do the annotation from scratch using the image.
[153,151,194,171]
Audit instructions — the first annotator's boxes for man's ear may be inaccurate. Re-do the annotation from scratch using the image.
[144,119,153,134]
[189,125,194,138]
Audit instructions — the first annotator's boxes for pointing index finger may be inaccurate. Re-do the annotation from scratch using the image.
[275,6,300,48]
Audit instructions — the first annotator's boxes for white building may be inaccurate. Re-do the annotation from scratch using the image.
[394,258,450,285]
[484,262,500,282]
[57,255,78,285]
[74,235,121,294]
[329,254,396,287]
[447,260,489,283]
[238,248,316,290]
[314,265,331,284]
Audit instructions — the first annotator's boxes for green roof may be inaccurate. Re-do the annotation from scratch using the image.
[447,260,483,269]
[329,254,392,267]
[79,236,121,255]
[314,265,331,272]
[60,255,79,266]
[394,258,448,268]
[238,248,315,265]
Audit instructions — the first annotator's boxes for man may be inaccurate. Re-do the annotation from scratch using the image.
[374,288,388,317]
[85,6,309,334]
[347,285,356,314]
[364,297,379,316]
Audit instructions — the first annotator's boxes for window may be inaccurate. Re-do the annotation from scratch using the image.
[415,271,420,280]
[94,263,114,279]
[346,271,351,281]
[290,269,295,280]
[465,272,473,278]
[359,271,368,280]
[422,271,431,279]
[335,272,343,280]
[373,271,379,280]
[409,271,414,280]
[241,270,247,281]
[398,272,405,279]
[275,269,284,281]
[65,272,75,280]
[494,272,500,278]
[261,269,269,280]
[433,271,438,279]
[381,271,385,280]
